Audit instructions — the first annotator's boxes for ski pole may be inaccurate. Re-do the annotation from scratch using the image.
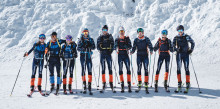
[97,54,101,88]
[190,56,202,93]
[168,53,173,87]
[44,55,50,95]
[112,56,120,84]
[89,51,99,90]
[74,58,77,93]
[10,57,25,96]
[150,52,156,87]
[130,54,137,85]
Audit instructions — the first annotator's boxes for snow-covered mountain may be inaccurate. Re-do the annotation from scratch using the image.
[0,0,219,109]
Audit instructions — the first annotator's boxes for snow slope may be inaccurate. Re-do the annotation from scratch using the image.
[0,0,220,109]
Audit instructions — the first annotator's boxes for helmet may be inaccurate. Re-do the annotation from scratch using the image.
[137,28,144,33]
[39,34,46,39]
[82,28,89,33]
[119,26,125,32]
[161,30,168,35]
[176,25,184,31]
[51,32,57,36]
[65,35,72,40]
[102,25,108,30]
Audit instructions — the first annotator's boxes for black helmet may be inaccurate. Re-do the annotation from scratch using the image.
[51,32,57,36]
[176,25,184,31]
[102,25,108,30]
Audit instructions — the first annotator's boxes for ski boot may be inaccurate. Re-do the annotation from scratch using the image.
[27,86,34,97]
[135,81,142,93]
[121,82,125,93]
[145,82,149,94]
[164,80,170,92]
[54,84,60,95]
[88,82,93,95]
[174,82,182,93]
[110,82,116,93]
[69,84,73,94]
[184,82,190,94]
[100,82,106,93]
[154,80,158,92]
[128,82,132,93]
[37,85,45,96]
[81,81,87,94]
[63,84,67,95]
[50,84,55,92]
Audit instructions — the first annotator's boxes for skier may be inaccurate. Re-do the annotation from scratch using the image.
[24,34,47,97]
[77,28,95,95]
[114,27,132,93]
[45,32,66,95]
[153,30,173,92]
[173,25,195,93]
[60,35,77,94]
[97,25,116,93]
[130,28,153,94]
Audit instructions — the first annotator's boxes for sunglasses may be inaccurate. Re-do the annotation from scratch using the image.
[66,39,72,41]
[119,30,124,33]
[178,29,183,32]
[39,38,45,39]
[83,32,89,34]
[102,29,108,32]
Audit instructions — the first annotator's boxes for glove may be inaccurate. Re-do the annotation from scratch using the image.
[23,52,28,57]
[44,65,47,68]
[73,53,78,58]
[175,48,180,52]
[153,47,157,52]
[187,49,193,54]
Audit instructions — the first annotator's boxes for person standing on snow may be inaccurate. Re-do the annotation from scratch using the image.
[97,25,116,93]
[153,30,173,92]
[24,34,47,97]
[60,35,77,94]
[173,25,195,93]
[45,32,66,95]
[130,28,153,94]
[77,28,95,95]
[114,26,132,93]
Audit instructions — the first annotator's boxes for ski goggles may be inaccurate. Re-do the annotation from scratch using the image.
[39,37,45,39]
[66,38,72,41]
[137,30,144,33]
[102,29,108,32]
[178,29,184,32]
[39,35,46,39]
[119,30,125,33]
[83,32,89,35]
[162,31,168,35]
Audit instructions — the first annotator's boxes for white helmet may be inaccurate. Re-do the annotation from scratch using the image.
[119,26,125,32]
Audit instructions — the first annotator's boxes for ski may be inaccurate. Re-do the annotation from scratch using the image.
[165,88,170,92]
[39,91,46,96]
[184,88,189,94]
[135,88,141,93]
[89,91,93,95]
[27,91,34,97]
[174,87,182,93]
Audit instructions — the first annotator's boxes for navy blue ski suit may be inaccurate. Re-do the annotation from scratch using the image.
[46,39,66,85]
[77,35,95,83]
[27,42,46,87]
[61,42,77,85]
[153,38,173,82]
[97,33,114,83]
[173,33,195,83]
[114,36,132,83]
[131,36,153,83]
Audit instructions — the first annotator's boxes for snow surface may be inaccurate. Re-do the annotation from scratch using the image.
[0,0,220,109]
